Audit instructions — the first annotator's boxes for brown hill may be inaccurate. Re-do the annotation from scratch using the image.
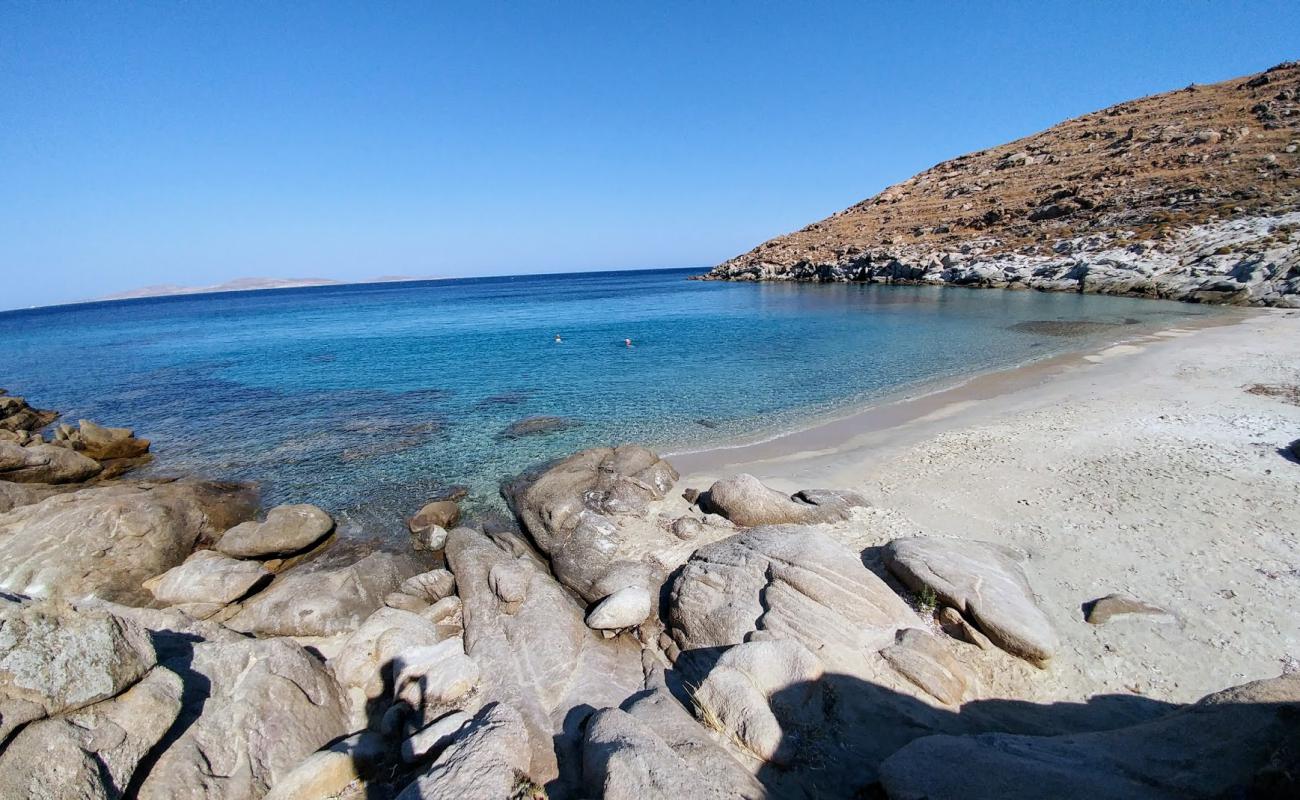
[704,62,1300,306]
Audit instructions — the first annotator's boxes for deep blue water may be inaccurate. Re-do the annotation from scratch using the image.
[0,269,1219,534]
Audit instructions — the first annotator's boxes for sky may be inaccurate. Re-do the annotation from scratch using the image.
[2,2,1298,309]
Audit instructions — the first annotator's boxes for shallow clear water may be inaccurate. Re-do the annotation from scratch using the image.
[0,269,1221,534]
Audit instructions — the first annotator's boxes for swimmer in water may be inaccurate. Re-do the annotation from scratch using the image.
[554,334,562,343]
[624,338,633,347]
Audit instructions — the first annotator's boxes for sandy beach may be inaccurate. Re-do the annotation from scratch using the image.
[673,308,1300,708]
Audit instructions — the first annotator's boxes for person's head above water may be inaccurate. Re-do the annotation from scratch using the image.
[624,338,633,347]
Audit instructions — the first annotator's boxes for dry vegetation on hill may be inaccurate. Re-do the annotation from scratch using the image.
[706,62,1300,304]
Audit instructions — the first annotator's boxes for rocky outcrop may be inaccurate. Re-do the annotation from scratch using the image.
[0,481,259,604]
[214,503,335,559]
[0,440,102,483]
[504,445,694,627]
[137,637,350,800]
[702,63,1300,307]
[51,419,151,461]
[879,672,1300,799]
[885,536,1058,664]
[0,392,58,433]
[668,525,919,672]
[444,525,643,793]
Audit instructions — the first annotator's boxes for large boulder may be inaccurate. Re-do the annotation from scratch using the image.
[395,702,540,800]
[668,525,919,674]
[444,526,643,793]
[0,481,259,604]
[884,536,1058,664]
[698,474,866,527]
[503,445,689,607]
[137,637,350,800]
[879,672,1300,799]
[0,440,102,484]
[215,503,335,559]
[226,550,418,637]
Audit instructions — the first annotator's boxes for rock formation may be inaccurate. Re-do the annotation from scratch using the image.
[702,63,1300,307]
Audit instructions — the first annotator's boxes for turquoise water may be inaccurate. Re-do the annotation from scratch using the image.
[0,269,1220,534]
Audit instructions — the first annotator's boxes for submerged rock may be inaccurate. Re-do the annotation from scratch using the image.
[498,415,581,439]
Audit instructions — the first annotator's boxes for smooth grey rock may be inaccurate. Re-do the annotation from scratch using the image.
[502,445,681,603]
[0,440,101,483]
[879,628,973,705]
[215,503,334,559]
[391,638,482,730]
[582,707,740,800]
[444,526,643,792]
[0,481,67,514]
[137,637,350,800]
[669,525,919,673]
[329,606,444,728]
[143,549,271,608]
[401,569,456,603]
[586,586,652,630]
[885,536,1058,664]
[0,481,258,604]
[879,672,1300,800]
[692,639,825,765]
[395,702,538,800]
[226,551,416,637]
[262,731,387,800]
[401,710,472,763]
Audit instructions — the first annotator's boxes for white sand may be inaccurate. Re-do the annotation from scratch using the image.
[674,309,1300,705]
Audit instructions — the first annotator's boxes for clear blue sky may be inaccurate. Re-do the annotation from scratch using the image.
[2,2,1297,308]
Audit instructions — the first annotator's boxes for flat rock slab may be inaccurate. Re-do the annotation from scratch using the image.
[0,481,259,604]
[215,503,334,559]
[885,536,1058,664]
[699,474,865,527]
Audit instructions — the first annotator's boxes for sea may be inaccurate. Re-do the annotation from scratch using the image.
[0,268,1223,537]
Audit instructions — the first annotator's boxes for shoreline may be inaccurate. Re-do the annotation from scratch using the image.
[667,307,1253,483]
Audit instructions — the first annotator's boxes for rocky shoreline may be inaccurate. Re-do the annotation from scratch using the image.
[1,387,1297,799]
[700,212,1300,307]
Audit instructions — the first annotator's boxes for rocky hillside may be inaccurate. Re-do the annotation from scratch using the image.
[703,62,1300,306]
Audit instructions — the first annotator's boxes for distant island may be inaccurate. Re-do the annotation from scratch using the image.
[95,274,442,302]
